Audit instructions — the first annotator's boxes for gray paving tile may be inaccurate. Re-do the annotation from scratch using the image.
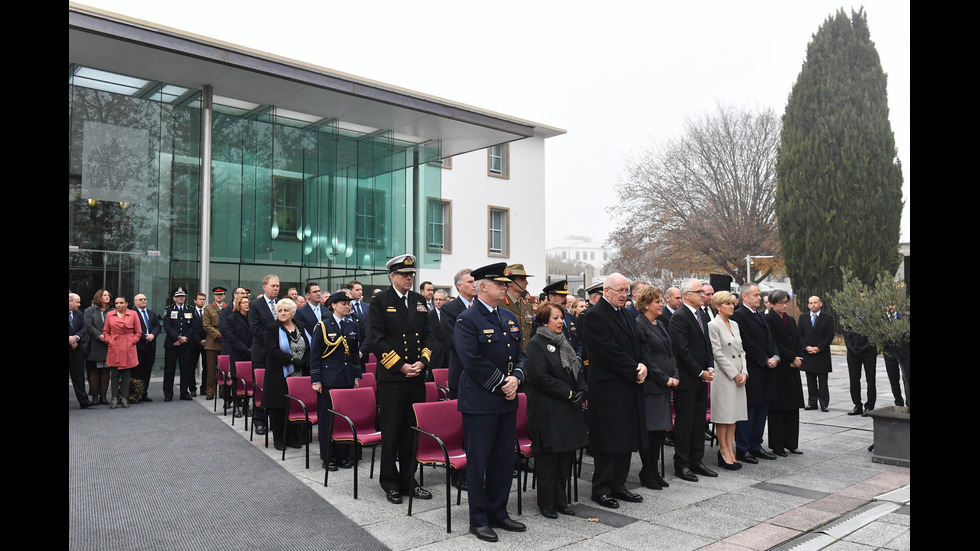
[841,521,909,547]
[597,521,714,551]
[651,505,757,539]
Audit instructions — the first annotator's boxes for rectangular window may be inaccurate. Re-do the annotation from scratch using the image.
[487,144,509,178]
[272,176,301,239]
[356,188,386,247]
[427,199,451,253]
[562,251,567,260]
[575,251,580,260]
[488,206,509,257]
[590,251,595,260]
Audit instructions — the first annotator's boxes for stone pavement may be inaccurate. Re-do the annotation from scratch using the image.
[70,351,908,550]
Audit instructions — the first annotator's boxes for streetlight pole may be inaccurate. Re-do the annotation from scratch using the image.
[745,254,774,284]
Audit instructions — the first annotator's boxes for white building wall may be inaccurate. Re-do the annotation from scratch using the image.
[417,137,547,298]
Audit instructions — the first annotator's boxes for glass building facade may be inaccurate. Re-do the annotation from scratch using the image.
[69,64,443,310]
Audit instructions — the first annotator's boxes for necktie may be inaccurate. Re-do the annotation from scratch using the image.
[269,298,276,315]
[140,309,149,331]
[354,302,362,317]
[811,313,817,326]
[696,309,705,334]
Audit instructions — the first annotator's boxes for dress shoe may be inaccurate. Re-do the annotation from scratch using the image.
[750,449,777,460]
[490,518,526,532]
[804,404,817,411]
[735,450,759,463]
[324,461,338,471]
[164,397,173,402]
[674,468,698,482]
[717,451,742,471]
[862,407,874,417]
[540,508,558,519]
[412,487,433,499]
[772,449,788,457]
[557,505,576,516]
[612,489,643,503]
[287,441,303,449]
[894,400,905,407]
[121,398,129,408]
[386,489,403,504]
[142,396,153,402]
[640,476,663,490]
[190,391,197,397]
[820,406,829,412]
[254,424,268,435]
[470,525,498,542]
[691,462,718,477]
[110,399,117,410]
[592,494,620,508]
[654,474,669,488]
[274,442,286,451]
[206,395,215,400]
[180,395,192,401]
[848,405,863,416]
[788,448,803,455]
[339,459,353,469]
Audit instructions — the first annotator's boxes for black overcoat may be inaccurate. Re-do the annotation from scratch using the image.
[524,332,588,455]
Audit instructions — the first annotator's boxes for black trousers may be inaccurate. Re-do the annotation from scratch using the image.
[672,385,707,470]
[536,450,573,512]
[639,430,665,484]
[463,410,517,526]
[805,372,830,408]
[135,345,155,397]
[378,380,425,493]
[847,349,877,408]
[767,407,800,452]
[163,345,196,399]
[883,347,909,406]
[69,351,90,407]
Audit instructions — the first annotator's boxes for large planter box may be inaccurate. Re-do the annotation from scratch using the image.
[868,406,910,467]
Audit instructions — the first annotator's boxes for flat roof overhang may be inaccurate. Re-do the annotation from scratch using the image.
[69,3,564,158]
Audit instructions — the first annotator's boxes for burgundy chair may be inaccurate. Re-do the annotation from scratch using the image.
[363,361,377,375]
[410,399,466,533]
[424,381,439,403]
[325,387,382,498]
[215,355,232,414]
[232,361,254,430]
[251,368,269,448]
[359,372,377,396]
[515,393,534,515]
[284,376,318,468]
[431,368,449,400]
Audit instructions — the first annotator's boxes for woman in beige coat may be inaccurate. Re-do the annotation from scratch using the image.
[708,291,748,470]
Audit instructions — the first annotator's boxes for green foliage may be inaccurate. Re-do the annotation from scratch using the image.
[829,270,909,348]
[775,8,904,302]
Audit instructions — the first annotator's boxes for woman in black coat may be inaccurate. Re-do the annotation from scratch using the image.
[525,302,588,519]
[223,295,253,412]
[633,286,680,490]
[764,290,805,455]
[263,298,311,451]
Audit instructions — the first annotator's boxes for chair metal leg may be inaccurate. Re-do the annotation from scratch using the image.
[445,465,452,533]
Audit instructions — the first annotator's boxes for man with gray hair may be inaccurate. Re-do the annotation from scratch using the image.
[731,283,779,462]
[441,268,476,399]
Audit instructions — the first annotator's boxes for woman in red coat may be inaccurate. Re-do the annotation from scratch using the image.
[104,295,142,408]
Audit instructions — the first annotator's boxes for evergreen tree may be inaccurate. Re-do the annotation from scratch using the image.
[775,8,903,306]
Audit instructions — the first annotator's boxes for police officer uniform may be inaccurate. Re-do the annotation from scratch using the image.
[163,286,202,401]
[312,290,362,469]
[454,263,527,541]
[366,254,433,504]
[540,280,582,356]
[502,263,535,350]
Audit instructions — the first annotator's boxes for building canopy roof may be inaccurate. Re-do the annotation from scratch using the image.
[69,3,564,158]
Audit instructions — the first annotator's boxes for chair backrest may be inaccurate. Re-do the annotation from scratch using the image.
[217,354,231,374]
[235,361,255,396]
[516,393,529,441]
[359,372,377,395]
[431,368,448,389]
[424,381,439,402]
[329,387,377,439]
[363,361,377,374]
[412,400,463,462]
[285,376,316,421]
[254,368,265,407]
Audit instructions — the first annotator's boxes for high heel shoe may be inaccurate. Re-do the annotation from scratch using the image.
[717,451,742,471]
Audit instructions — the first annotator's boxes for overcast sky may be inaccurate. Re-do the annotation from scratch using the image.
[80,0,911,247]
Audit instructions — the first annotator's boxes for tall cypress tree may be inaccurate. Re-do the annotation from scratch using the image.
[775,8,903,305]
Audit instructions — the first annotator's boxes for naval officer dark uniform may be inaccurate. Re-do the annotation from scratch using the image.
[454,263,527,541]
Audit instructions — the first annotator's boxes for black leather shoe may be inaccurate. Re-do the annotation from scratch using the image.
[180,395,192,401]
[612,489,643,503]
[142,396,153,402]
[540,508,558,519]
[640,476,663,490]
[773,449,788,457]
[287,441,303,449]
[862,406,874,417]
[655,474,670,488]
[674,468,698,482]
[557,505,576,516]
[189,391,197,397]
[386,489,403,504]
[339,459,353,469]
[804,404,817,411]
[592,494,620,508]
[848,405,863,416]
[788,448,803,455]
[412,487,433,500]
[751,449,777,460]
[324,461,338,471]
[691,463,718,477]
[164,397,173,402]
[820,406,829,412]
[470,525,498,542]
[717,451,742,471]
[490,518,526,532]
[736,452,758,464]
[254,424,268,435]
[274,442,286,451]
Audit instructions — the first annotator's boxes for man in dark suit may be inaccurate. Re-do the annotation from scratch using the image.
[883,303,909,408]
[69,293,92,408]
[541,280,582,356]
[579,273,648,508]
[441,268,476,399]
[294,282,324,332]
[798,296,834,411]
[163,287,201,401]
[659,287,682,330]
[133,293,160,402]
[366,254,433,505]
[426,289,449,368]
[249,275,281,433]
[454,263,526,541]
[731,284,780,462]
[668,278,717,481]
[346,280,368,359]
[625,280,647,319]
